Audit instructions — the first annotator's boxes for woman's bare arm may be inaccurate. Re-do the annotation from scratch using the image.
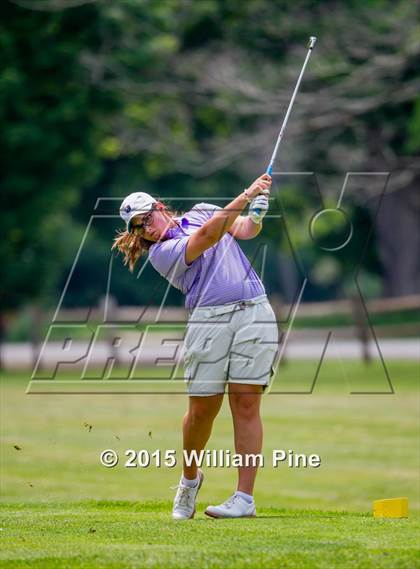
[228,216,262,240]
[185,174,271,264]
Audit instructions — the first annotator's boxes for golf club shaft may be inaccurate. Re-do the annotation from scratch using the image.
[266,36,316,175]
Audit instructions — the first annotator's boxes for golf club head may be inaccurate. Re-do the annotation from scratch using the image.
[308,36,317,49]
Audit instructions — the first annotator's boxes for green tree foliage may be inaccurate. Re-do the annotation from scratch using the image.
[0,1,118,311]
[1,0,419,314]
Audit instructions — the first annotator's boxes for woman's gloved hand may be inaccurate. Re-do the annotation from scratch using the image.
[243,173,271,224]
[248,194,270,224]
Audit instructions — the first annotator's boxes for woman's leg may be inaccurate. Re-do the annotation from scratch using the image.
[183,394,224,479]
[228,383,263,495]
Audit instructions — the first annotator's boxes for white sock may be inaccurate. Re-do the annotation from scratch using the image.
[182,475,199,488]
[235,491,254,504]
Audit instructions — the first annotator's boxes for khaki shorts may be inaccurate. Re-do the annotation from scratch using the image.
[184,295,279,396]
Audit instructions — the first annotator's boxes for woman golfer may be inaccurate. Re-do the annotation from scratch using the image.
[113,173,278,519]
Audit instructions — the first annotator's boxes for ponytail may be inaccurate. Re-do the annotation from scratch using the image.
[111,229,154,272]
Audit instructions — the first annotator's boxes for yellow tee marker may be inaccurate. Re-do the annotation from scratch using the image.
[373,497,408,518]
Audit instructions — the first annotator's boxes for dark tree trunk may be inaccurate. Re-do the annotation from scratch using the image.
[373,180,420,297]
[0,312,5,370]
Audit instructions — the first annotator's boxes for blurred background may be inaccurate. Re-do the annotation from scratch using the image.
[1,0,419,370]
[1,0,419,535]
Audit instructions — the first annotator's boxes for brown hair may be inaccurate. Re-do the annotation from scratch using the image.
[111,201,177,272]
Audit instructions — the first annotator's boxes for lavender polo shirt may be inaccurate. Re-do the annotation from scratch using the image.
[148,202,265,309]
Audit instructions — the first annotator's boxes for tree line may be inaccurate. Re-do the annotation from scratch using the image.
[1,0,419,331]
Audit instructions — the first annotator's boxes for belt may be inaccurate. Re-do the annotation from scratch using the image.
[188,294,267,319]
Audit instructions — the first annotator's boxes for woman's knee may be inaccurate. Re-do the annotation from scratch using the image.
[187,395,222,424]
[229,393,261,421]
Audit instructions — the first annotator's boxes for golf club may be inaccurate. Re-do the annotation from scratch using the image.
[266,36,317,175]
[250,37,316,217]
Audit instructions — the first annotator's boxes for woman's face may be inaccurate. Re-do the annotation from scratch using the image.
[131,208,173,242]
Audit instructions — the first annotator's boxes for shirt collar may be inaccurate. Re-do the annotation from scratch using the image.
[164,217,189,239]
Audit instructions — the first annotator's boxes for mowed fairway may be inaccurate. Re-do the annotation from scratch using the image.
[1,360,419,568]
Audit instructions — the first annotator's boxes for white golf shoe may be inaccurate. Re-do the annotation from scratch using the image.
[205,493,256,518]
[172,470,204,520]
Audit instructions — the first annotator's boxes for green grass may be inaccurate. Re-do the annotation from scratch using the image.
[1,502,418,568]
[1,361,419,568]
